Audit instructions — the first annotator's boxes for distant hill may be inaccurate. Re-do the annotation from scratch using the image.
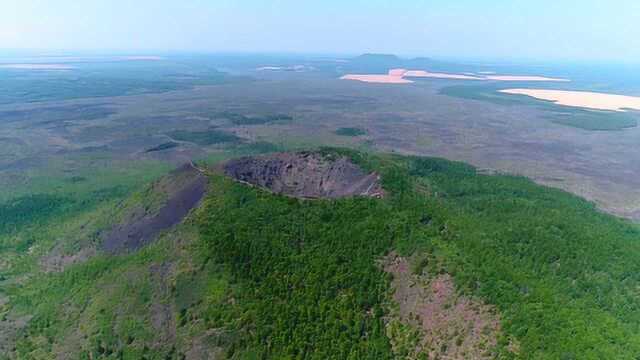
[353,53,402,62]
[344,53,404,73]
[344,53,466,74]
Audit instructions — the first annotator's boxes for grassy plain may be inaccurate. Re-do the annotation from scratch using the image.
[335,127,367,136]
[440,85,640,130]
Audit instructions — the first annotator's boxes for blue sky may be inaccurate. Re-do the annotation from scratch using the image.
[2,0,639,62]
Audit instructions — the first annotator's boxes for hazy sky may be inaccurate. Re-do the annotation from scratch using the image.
[2,0,639,62]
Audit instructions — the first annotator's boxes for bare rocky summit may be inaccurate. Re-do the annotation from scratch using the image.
[223,151,383,199]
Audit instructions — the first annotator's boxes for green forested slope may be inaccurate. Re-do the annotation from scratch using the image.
[4,149,640,359]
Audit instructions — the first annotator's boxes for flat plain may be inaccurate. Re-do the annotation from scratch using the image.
[4,54,640,358]
[2,55,640,220]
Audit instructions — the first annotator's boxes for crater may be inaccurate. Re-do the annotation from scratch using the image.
[223,151,384,199]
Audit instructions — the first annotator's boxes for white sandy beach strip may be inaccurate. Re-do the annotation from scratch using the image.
[340,68,570,84]
[257,66,284,71]
[500,89,640,112]
[0,64,74,70]
[340,73,413,84]
[404,70,482,80]
[486,75,569,82]
[119,56,164,61]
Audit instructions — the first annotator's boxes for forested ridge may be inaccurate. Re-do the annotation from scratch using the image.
[4,149,640,359]
[196,149,640,358]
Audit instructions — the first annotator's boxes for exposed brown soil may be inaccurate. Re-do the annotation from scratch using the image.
[40,246,96,273]
[223,151,383,199]
[149,262,177,345]
[382,253,507,359]
[184,329,225,359]
[0,295,31,356]
[0,314,31,356]
[102,164,207,253]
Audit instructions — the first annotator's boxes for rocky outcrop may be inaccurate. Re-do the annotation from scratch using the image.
[102,164,207,253]
[223,152,383,199]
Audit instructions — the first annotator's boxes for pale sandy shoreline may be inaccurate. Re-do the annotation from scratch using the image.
[485,75,569,82]
[0,64,74,70]
[0,56,162,71]
[118,56,164,61]
[340,73,413,84]
[341,68,569,84]
[500,89,640,112]
[404,70,482,80]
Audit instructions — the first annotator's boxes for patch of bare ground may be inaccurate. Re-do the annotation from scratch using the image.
[183,329,226,360]
[223,151,383,199]
[0,64,74,70]
[341,69,568,83]
[102,163,207,253]
[40,246,96,273]
[340,73,413,84]
[499,88,640,111]
[149,262,177,345]
[382,252,511,359]
[0,295,31,357]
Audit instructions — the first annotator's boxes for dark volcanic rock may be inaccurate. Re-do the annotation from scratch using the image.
[103,164,207,253]
[223,152,383,199]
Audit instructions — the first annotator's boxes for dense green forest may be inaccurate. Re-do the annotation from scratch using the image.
[334,127,367,137]
[4,149,640,358]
